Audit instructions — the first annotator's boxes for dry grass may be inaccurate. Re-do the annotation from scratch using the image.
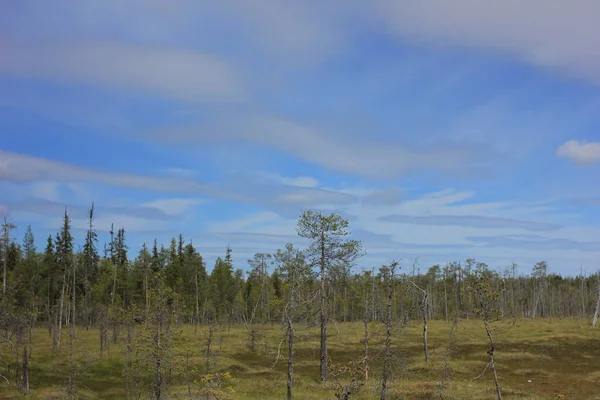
[1,318,599,399]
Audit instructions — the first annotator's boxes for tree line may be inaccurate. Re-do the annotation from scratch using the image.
[1,206,600,399]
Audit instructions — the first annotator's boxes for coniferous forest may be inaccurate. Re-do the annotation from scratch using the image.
[1,207,600,399]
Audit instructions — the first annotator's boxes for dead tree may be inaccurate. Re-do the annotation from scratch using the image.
[285,258,298,400]
[473,276,503,400]
[410,280,429,362]
[286,301,295,400]
[592,272,600,328]
[381,261,398,400]
[67,254,77,399]
[362,270,371,381]
[1,218,16,297]
[204,324,215,375]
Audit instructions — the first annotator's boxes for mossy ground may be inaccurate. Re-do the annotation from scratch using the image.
[1,318,599,399]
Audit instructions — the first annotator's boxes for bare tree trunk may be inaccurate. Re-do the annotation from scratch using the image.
[52,306,59,351]
[111,262,117,308]
[287,267,296,400]
[195,265,200,334]
[581,269,586,319]
[371,268,376,321]
[411,281,429,362]
[2,219,15,297]
[363,314,369,382]
[592,273,600,328]
[287,320,294,400]
[205,325,214,375]
[443,269,449,324]
[483,318,502,400]
[422,292,429,362]
[67,258,76,400]
[58,278,66,349]
[2,237,6,297]
[145,268,149,316]
[154,325,162,400]
[320,235,328,384]
[381,263,396,400]
[22,346,29,395]
[100,318,109,357]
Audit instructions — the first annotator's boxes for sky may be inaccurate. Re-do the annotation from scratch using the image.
[1,0,600,276]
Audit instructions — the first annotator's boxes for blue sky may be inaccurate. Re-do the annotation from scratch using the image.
[1,0,600,275]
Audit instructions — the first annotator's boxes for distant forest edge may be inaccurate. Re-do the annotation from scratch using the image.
[1,205,600,329]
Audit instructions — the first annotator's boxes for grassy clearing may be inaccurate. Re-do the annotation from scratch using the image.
[1,318,599,399]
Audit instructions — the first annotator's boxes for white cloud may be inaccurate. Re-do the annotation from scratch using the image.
[556,140,600,165]
[370,0,600,86]
[0,41,245,102]
[0,204,7,217]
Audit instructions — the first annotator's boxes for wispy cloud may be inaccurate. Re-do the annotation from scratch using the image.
[6,198,180,222]
[468,235,600,252]
[379,214,561,231]
[370,0,600,86]
[0,150,238,199]
[362,186,403,205]
[1,41,245,102]
[155,115,491,179]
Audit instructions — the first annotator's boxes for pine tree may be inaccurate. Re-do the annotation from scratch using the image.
[297,210,363,383]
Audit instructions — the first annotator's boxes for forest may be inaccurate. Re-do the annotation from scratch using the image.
[1,206,600,399]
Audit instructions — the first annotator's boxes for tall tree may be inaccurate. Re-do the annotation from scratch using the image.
[82,204,99,328]
[16,225,39,309]
[296,210,363,383]
[209,254,236,322]
[55,208,74,347]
